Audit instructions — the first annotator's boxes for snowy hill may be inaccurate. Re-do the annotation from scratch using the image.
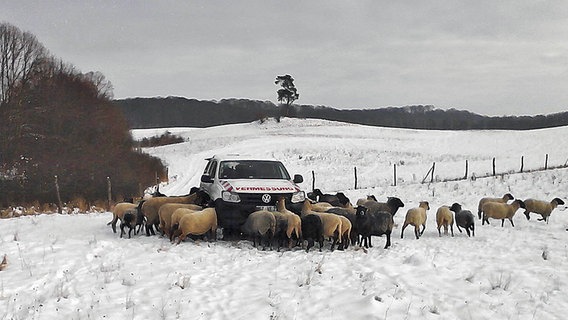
[2,118,568,319]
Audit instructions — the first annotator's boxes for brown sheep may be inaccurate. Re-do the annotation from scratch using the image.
[401,201,430,239]
[175,208,218,244]
[523,198,565,223]
[158,203,203,237]
[275,197,302,248]
[301,200,343,251]
[477,193,514,219]
[336,215,352,250]
[481,199,526,227]
[142,191,207,236]
[436,206,454,237]
[169,207,200,242]
[107,202,138,234]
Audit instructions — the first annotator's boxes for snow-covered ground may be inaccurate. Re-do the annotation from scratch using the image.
[2,118,568,319]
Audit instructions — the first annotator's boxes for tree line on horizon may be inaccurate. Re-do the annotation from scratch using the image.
[0,22,165,208]
[114,97,568,130]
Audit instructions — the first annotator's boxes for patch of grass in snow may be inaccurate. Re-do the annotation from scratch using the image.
[489,272,513,291]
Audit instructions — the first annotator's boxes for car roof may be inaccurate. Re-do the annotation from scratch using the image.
[206,154,280,162]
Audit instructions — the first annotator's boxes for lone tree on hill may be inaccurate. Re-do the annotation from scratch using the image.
[275,74,299,117]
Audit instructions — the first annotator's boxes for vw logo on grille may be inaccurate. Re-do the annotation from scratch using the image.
[261,194,271,204]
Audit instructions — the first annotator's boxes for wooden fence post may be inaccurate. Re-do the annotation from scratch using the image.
[545,154,549,170]
[520,156,524,173]
[354,167,358,189]
[107,176,112,211]
[311,170,315,192]
[492,158,496,176]
[54,175,63,214]
[393,163,397,186]
[422,163,436,184]
[464,160,468,180]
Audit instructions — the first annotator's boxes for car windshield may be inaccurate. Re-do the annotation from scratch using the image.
[219,160,291,180]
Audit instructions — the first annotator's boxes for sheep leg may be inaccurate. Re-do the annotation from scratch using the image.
[306,239,314,252]
[501,219,505,227]
[330,237,338,251]
[450,225,454,237]
[524,210,531,220]
[110,215,119,233]
[384,232,391,249]
[401,223,408,239]
[176,233,187,245]
[361,236,368,248]
[437,227,442,237]
[368,236,373,248]
[414,226,420,239]
[457,225,463,233]
[119,223,125,238]
[508,218,515,227]
[420,224,426,236]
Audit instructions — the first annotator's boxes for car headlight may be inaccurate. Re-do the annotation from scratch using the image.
[291,191,305,203]
[222,191,241,203]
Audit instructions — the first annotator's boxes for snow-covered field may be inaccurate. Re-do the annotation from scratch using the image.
[2,118,568,319]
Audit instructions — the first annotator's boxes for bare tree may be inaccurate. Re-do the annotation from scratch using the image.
[83,71,114,100]
[0,22,48,106]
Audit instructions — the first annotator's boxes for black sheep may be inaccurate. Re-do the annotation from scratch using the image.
[301,214,324,252]
[360,196,405,216]
[312,189,351,207]
[120,211,137,239]
[135,200,146,234]
[355,206,394,249]
[450,203,475,237]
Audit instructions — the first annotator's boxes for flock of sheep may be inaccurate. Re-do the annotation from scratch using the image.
[107,188,565,252]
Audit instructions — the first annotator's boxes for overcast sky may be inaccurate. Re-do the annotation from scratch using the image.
[3,1,568,116]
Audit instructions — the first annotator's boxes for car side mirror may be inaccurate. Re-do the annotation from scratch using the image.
[293,174,303,184]
[200,174,213,183]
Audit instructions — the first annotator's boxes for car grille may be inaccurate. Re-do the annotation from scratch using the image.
[238,193,292,206]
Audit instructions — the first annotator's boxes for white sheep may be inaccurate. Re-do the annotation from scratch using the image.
[481,199,526,227]
[477,193,514,219]
[436,205,454,237]
[175,208,218,244]
[401,201,430,239]
[523,198,565,223]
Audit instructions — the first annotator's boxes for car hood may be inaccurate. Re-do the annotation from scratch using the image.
[220,179,300,193]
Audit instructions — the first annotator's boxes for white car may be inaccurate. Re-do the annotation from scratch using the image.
[199,154,305,235]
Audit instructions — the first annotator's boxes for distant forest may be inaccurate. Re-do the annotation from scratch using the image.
[114,97,568,130]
